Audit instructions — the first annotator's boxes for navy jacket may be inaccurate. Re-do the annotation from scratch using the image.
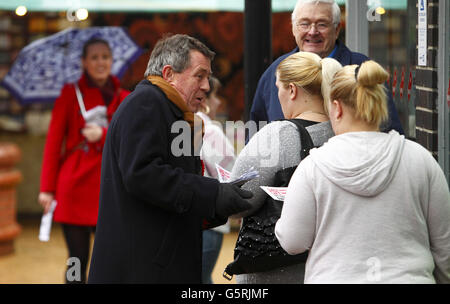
[250,40,404,134]
[88,80,219,283]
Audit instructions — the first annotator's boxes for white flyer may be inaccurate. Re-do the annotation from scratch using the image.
[215,164,231,183]
[215,164,259,186]
[38,200,57,242]
[260,186,288,202]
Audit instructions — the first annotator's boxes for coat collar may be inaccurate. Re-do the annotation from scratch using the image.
[140,79,184,119]
[332,40,352,65]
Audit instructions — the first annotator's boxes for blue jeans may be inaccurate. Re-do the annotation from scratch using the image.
[202,230,224,284]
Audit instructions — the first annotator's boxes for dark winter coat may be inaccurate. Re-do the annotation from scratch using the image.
[88,79,220,283]
[250,40,404,134]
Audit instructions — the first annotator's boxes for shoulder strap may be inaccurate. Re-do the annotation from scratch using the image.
[287,119,315,160]
[74,83,87,119]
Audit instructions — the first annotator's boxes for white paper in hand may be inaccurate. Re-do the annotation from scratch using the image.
[260,186,287,201]
[230,167,259,187]
[38,200,57,242]
[215,164,259,186]
[215,164,232,183]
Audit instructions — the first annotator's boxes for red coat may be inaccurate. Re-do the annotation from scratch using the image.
[40,74,129,226]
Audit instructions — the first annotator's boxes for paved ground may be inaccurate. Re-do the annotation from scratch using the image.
[0,218,238,284]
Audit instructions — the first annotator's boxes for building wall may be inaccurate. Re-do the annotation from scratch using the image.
[414,0,440,159]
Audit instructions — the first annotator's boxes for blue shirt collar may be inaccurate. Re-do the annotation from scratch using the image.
[327,44,338,58]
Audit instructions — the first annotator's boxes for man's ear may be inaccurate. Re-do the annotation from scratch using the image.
[162,65,174,82]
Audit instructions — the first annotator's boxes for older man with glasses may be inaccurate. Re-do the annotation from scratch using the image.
[250,0,404,134]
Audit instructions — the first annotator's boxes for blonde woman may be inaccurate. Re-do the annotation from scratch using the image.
[229,52,342,283]
[276,60,450,283]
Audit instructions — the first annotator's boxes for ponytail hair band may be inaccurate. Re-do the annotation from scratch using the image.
[354,65,361,80]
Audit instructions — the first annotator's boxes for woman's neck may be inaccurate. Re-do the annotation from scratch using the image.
[85,72,108,88]
[92,78,108,88]
[290,94,328,122]
[292,105,328,122]
[294,111,328,122]
[335,119,379,135]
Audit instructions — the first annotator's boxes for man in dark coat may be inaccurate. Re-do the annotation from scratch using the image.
[250,0,404,134]
[88,34,252,283]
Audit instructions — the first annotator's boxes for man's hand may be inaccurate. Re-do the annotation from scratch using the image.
[81,123,103,143]
[215,183,253,220]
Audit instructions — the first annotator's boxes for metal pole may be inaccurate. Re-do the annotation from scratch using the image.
[437,0,449,184]
[345,0,369,56]
[244,0,272,122]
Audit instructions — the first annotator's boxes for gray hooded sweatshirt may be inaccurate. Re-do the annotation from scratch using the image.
[275,131,450,284]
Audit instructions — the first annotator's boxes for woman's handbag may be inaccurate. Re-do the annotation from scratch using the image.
[223,119,314,280]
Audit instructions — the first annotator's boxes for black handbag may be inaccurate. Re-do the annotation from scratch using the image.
[223,119,315,280]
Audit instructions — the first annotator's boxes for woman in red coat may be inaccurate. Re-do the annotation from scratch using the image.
[38,38,129,283]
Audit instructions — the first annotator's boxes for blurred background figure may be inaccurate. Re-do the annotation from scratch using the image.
[276,60,450,284]
[38,38,129,283]
[197,76,236,284]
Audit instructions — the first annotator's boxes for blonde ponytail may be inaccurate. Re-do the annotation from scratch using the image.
[277,52,323,96]
[320,58,343,115]
[276,52,342,116]
[330,60,389,127]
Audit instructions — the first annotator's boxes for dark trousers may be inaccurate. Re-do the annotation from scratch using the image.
[61,224,95,284]
[202,230,224,284]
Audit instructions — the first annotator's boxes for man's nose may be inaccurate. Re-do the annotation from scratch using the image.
[307,24,319,35]
[201,78,210,92]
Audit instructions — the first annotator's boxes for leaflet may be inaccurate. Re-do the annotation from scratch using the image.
[260,186,287,201]
[215,164,232,183]
[38,200,57,242]
[215,164,259,186]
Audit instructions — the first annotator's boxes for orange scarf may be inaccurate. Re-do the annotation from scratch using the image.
[147,76,204,152]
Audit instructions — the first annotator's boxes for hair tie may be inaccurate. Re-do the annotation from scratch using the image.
[354,65,361,80]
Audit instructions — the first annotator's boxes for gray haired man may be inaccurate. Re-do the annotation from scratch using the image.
[88,34,252,283]
[250,0,404,134]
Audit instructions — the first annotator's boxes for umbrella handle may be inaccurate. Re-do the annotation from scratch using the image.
[74,83,87,119]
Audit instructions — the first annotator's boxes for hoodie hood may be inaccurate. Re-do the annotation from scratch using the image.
[309,130,405,197]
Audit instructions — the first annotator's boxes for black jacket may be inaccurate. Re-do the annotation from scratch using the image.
[88,80,219,283]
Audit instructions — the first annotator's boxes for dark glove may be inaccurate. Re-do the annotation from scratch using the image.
[215,183,253,220]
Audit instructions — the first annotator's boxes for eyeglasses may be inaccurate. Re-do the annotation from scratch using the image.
[296,21,335,32]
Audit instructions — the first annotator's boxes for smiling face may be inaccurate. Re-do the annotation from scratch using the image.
[292,2,340,58]
[81,42,112,87]
[169,50,211,113]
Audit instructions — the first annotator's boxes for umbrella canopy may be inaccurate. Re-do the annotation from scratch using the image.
[1,26,142,104]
